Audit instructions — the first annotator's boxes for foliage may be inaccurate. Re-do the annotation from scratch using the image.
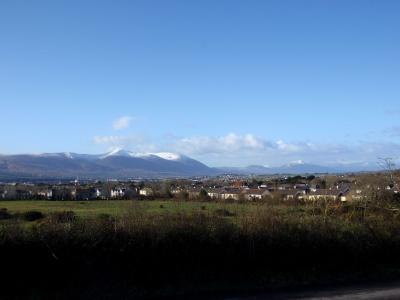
[0,208,12,220]
[20,210,45,222]
[47,211,76,223]
[1,198,400,298]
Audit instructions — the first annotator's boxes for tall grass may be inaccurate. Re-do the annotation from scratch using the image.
[1,201,400,299]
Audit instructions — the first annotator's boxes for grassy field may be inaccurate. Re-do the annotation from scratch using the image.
[0,199,257,218]
[1,199,400,299]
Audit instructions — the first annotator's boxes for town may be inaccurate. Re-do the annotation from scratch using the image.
[1,172,398,203]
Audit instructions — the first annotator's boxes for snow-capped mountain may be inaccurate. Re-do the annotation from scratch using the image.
[101,149,187,161]
[0,149,215,179]
[100,148,134,159]
[0,149,381,180]
[99,148,186,160]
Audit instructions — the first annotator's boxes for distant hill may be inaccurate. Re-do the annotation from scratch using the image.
[0,150,380,180]
[218,161,379,175]
[0,150,216,179]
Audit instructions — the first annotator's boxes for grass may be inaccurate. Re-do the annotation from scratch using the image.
[1,199,400,299]
[0,200,254,219]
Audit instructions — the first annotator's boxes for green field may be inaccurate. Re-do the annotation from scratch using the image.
[0,200,256,219]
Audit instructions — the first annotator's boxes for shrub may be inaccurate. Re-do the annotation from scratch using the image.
[198,189,211,202]
[3,198,400,299]
[97,213,113,222]
[21,211,44,222]
[48,211,76,223]
[0,208,12,220]
[214,208,236,217]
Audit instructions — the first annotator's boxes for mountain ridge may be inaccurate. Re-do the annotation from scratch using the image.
[0,150,380,180]
[0,150,214,179]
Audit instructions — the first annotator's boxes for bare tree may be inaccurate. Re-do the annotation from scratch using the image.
[378,157,398,189]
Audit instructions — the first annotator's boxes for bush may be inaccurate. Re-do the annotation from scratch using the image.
[48,211,76,223]
[3,200,400,299]
[214,208,236,217]
[0,208,12,220]
[97,213,113,222]
[21,211,44,222]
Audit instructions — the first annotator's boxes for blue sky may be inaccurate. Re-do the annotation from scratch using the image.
[1,0,399,167]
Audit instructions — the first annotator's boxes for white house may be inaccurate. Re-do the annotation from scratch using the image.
[111,188,126,198]
[243,189,272,200]
[37,189,53,199]
[207,188,223,200]
[139,188,154,197]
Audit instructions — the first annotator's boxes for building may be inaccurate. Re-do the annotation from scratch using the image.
[207,188,224,200]
[170,188,183,195]
[15,189,32,200]
[36,189,53,200]
[294,183,309,191]
[306,189,344,202]
[139,187,154,197]
[111,187,126,198]
[278,190,306,201]
[220,188,242,201]
[75,188,97,201]
[52,188,75,201]
[277,184,294,191]
[242,189,272,200]
[94,188,103,199]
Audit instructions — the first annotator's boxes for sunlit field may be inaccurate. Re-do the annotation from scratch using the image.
[0,199,254,218]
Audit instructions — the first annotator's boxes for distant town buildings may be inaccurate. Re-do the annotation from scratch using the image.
[0,173,398,203]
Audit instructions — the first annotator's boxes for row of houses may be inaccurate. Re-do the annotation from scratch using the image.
[1,179,397,202]
[174,183,352,202]
[0,185,145,201]
[206,188,272,201]
[281,189,349,202]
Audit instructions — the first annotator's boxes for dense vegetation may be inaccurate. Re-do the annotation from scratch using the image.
[1,199,400,299]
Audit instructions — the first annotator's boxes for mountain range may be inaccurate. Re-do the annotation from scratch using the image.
[218,160,378,175]
[0,149,379,180]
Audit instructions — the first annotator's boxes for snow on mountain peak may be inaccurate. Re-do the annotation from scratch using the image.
[152,152,181,161]
[101,149,183,161]
[290,160,305,165]
[101,148,134,158]
[132,152,183,161]
[64,152,73,159]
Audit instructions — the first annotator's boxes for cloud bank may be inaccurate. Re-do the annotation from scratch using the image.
[93,132,400,167]
[112,116,134,130]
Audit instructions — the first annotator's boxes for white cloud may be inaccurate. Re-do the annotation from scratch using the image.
[174,133,269,155]
[113,116,134,130]
[94,136,125,145]
[93,135,156,153]
[171,133,400,166]
[276,140,305,153]
[92,132,400,167]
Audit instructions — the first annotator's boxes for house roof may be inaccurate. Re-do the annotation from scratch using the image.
[221,188,242,195]
[243,189,270,195]
[308,189,341,196]
[207,188,225,193]
[278,190,304,196]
